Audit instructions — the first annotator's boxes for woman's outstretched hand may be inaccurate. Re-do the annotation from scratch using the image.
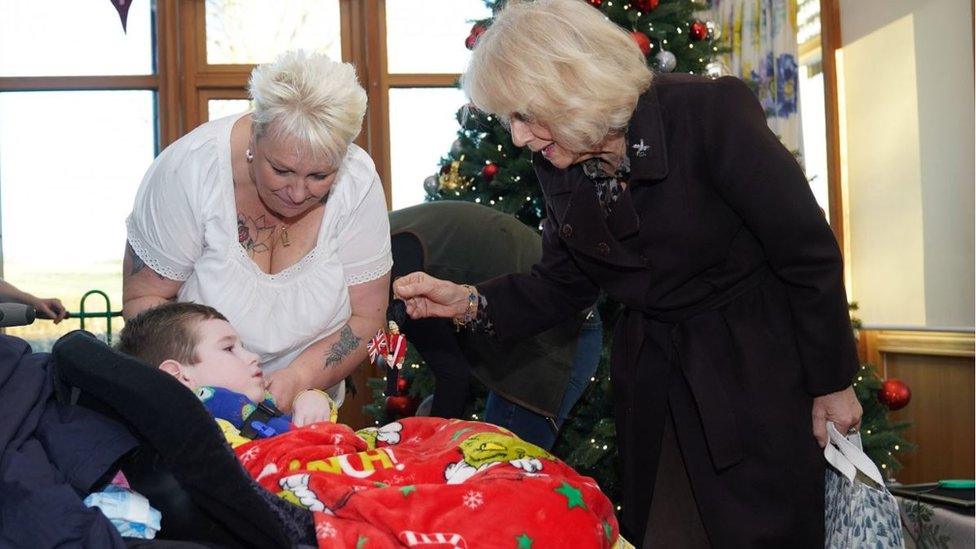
[392,272,471,320]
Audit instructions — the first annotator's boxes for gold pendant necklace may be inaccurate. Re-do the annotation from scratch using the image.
[279,224,291,248]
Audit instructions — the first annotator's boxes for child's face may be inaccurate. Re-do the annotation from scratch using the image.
[183,319,266,402]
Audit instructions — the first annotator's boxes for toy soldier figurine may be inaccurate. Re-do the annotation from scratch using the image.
[384,320,408,396]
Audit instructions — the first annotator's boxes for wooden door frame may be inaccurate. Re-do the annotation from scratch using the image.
[820,0,845,250]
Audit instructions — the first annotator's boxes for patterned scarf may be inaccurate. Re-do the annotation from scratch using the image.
[581,155,631,216]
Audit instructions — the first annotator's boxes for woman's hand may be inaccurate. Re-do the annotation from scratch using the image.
[291,390,335,427]
[392,272,472,320]
[30,296,68,323]
[811,385,862,447]
[265,368,309,413]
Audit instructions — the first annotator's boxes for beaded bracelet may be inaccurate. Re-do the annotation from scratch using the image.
[452,284,479,330]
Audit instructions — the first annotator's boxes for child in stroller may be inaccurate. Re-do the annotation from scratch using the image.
[58,303,625,548]
[117,302,336,445]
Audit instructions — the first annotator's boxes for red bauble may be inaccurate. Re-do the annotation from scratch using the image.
[635,0,659,12]
[877,379,912,411]
[396,377,409,393]
[482,162,499,180]
[689,20,709,41]
[465,24,486,50]
[631,31,651,56]
[385,394,419,417]
[587,0,602,6]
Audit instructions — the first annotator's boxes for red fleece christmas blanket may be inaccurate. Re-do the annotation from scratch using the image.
[234,417,623,548]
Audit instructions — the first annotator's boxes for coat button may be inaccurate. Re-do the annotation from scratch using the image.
[597,242,611,256]
[560,224,574,238]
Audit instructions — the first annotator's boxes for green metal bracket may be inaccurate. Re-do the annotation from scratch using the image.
[75,290,123,346]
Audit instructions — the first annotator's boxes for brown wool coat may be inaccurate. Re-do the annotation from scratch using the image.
[478,74,859,546]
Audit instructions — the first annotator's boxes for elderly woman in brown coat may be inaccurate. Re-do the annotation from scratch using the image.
[394,1,862,547]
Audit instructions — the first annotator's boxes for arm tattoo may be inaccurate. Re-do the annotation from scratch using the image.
[127,242,146,276]
[324,324,362,369]
[126,242,167,280]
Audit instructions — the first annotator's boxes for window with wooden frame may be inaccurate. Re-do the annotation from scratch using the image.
[378,0,491,210]
[174,0,490,211]
[0,0,165,346]
[0,0,848,349]
[797,0,845,250]
[175,0,344,130]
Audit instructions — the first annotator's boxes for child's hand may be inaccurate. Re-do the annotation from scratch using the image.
[291,390,335,427]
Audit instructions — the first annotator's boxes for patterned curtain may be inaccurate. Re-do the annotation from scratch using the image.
[707,0,801,152]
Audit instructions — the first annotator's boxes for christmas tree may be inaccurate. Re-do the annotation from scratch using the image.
[368,0,912,508]
[848,303,914,476]
[421,0,723,231]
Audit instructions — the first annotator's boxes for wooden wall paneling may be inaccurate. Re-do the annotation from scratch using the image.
[885,353,974,484]
[863,330,976,484]
[876,331,975,357]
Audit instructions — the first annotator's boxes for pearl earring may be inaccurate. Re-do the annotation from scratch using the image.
[245,148,254,162]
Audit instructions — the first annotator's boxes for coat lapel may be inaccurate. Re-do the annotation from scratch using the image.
[537,80,671,268]
[559,174,646,268]
[626,81,670,183]
[604,190,641,240]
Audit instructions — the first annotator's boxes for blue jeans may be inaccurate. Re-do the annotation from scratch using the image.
[484,309,603,450]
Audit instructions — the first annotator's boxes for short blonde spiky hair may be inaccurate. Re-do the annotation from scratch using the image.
[462,0,653,152]
[248,50,367,166]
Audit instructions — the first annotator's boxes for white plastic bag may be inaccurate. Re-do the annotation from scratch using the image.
[824,421,905,548]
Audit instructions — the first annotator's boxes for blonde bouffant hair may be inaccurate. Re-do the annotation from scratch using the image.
[248,50,367,167]
[462,0,653,153]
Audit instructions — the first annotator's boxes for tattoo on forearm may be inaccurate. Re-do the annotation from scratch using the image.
[324,324,362,369]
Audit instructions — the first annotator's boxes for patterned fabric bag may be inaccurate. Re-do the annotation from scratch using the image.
[824,422,905,548]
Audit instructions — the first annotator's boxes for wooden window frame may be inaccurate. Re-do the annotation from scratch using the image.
[0,0,849,246]
[369,1,465,210]
[819,0,845,249]
[172,0,399,207]
[0,1,180,151]
[364,0,848,248]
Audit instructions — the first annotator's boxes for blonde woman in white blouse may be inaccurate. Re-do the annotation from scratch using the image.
[123,51,391,422]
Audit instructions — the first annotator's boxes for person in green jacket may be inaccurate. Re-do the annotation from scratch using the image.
[389,201,601,449]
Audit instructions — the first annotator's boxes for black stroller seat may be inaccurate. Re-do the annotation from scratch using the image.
[51,330,316,548]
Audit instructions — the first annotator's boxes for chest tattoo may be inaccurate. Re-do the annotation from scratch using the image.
[237,213,291,257]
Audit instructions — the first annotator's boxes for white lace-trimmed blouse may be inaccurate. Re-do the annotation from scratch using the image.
[126,114,392,403]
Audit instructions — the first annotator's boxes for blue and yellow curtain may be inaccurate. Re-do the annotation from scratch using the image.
[708,0,801,151]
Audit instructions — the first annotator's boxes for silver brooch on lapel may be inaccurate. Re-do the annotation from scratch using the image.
[631,139,649,158]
